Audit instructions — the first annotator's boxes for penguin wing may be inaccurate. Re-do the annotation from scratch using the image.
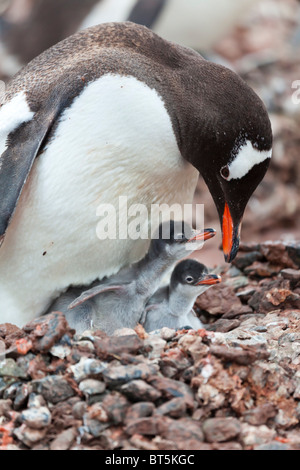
[0,96,62,245]
[68,284,128,309]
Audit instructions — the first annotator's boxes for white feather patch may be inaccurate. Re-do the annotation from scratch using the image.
[228,140,272,181]
[0,91,34,157]
[79,0,136,29]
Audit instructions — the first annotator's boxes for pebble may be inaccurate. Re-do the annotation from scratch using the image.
[0,398,12,416]
[125,402,155,422]
[143,336,167,359]
[242,404,277,425]
[50,427,77,451]
[13,424,47,448]
[69,357,108,382]
[121,379,162,402]
[155,397,187,418]
[79,379,106,398]
[240,424,276,447]
[160,327,176,341]
[202,417,241,443]
[280,268,300,282]
[21,406,51,429]
[0,358,28,379]
[32,375,75,404]
[102,363,157,387]
[148,376,194,409]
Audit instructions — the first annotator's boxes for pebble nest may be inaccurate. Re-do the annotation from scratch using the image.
[0,241,299,450]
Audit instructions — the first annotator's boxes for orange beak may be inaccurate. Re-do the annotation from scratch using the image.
[222,203,241,263]
[188,228,216,243]
[196,274,221,286]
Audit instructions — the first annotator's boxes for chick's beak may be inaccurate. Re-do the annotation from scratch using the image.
[188,227,216,243]
[222,203,241,263]
[196,273,222,286]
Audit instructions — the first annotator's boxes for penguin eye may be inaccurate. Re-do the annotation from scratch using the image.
[176,233,186,242]
[185,276,194,283]
[220,165,230,180]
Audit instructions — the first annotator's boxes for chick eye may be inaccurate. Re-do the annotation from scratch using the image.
[220,165,230,180]
[185,276,194,283]
[176,233,185,241]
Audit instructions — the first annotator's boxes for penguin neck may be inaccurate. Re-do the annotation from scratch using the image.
[168,284,210,317]
[134,252,175,297]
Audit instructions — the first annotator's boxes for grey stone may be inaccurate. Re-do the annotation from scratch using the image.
[21,406,51,429]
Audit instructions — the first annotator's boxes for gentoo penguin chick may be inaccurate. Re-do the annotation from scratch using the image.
[65,222,216,334]
[141,259,221,332]
[0,22,272,327]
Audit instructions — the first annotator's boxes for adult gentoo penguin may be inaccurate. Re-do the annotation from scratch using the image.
[0,22,272,326]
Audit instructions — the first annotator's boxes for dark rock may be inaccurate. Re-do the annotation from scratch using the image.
[102,363,156,387]
[14,383,32,410]
[32,375,75,404]
[155,398,187,418]
[206,319,241,333]
[260,242,300,269]
[280,268,300,282]
[233,251,264,270]
[147,376,194,409]
[202,417,241,442]
[244,261,280,278]
[125,402,155,422]
[121,380,162,402]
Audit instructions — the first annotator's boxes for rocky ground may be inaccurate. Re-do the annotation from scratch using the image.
[0,241,299,450]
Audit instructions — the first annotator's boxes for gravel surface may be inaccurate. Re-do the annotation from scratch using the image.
[0,241,299,450]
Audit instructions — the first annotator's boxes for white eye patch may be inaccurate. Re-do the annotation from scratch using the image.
[226,140,272,181]
[0,91,35,157]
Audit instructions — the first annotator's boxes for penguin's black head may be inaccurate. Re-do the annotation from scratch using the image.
[171,259,221,289]
[181,62,273,263]
[148,220,216,260]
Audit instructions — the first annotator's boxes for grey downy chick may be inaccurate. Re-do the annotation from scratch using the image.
[65,221,216,334]
[141,259,221,332]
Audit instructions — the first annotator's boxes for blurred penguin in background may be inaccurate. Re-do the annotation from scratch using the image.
[0,0,261,78]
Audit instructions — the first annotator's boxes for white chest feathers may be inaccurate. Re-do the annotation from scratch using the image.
[0,74,199,325]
